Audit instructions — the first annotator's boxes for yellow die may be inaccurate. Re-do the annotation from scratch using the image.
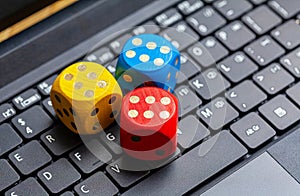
[50,62,123,134]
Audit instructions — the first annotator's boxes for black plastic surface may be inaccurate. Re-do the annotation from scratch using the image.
[0,0,153,88]
[0,0,180,103]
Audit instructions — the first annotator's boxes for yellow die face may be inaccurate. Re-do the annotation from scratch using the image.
[50,62,123,134]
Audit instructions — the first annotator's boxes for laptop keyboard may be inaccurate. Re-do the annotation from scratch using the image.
[1,0,300,195]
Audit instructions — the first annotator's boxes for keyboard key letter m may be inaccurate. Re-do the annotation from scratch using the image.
[201,108,213,119]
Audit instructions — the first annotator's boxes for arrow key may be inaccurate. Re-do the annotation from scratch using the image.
[226,80,267,112]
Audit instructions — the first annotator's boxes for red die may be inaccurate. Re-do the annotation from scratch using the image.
[120,87,178,160]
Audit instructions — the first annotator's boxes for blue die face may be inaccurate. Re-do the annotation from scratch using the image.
[116,34,180,93]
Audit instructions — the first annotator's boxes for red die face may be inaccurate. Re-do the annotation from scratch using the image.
[120,87,178,161]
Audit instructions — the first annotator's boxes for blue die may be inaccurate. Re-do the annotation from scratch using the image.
[115,34,180,93]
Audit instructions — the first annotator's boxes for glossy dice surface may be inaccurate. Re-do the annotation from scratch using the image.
[50,62,122,134]
[116,34,180,93]
[120,87,178,160]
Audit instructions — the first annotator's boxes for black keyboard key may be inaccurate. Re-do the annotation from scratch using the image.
[269,0,300,19]
[203,0,216,3]
[12,106,53,138]
[109,148,180,172]
[0,124,22,156]
[106,159,150,188]
[287,82,300,107]
[253,63,294,95]
[155,8,182,27]
[69,143,111,174]
[177,0,204,16]
[161,21,199,51]
[43,98,57,118]
[249,0,266,5]
[109,33,132,55]
[9,141,51,175]
[230,112,276,150]
[74,172,118,196]
[151,148,182,170]
[226,80,267,112]
[259,95,300,131]
[151,147,182,170]
[38,158,81,194]
[0,159,20,191]
[245,36,285,66]
[218,52,258,83]
[243,5,282,35]
[41,125,81,156]
[272,20,300,50]
[190,68,230,100]
[197,97,239,130]
[188,42,216,67]
[0,103,16,123]
[187,6,226,36]
[5,177,48,196]
[177,53,201,84]
[280,47,300,78]
[268,127,300,183]
[201,36,229,62]
[123,131,247,195]
[178,115,210,150]
[175,85,202,117]
[37,75,57,96]
[216,21,255,51]
[102,124,122,155]
[213,0,252,20]
[12,89,41,110]
[84,47,114,65]
[105,58,117,75]
[132,21,160,35]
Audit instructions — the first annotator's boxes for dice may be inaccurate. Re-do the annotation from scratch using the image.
[120,87,178,160]
[115,34,180,93]
[50,62,123,134]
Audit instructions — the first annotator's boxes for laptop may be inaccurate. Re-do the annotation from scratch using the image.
[0,0,300,195]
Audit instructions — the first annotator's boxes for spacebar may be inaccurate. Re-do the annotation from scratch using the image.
[123,131,248,196]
